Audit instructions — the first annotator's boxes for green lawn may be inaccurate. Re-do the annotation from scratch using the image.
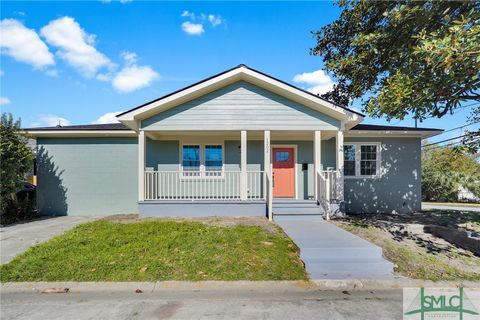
[0,219,307,282]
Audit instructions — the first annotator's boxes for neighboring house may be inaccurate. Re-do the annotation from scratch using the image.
[458,186,480,203]
[25,65,442,219]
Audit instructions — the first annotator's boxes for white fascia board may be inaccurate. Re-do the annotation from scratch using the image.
[117,66,364,128]
[25,130,137,138]
[345,130,443,139]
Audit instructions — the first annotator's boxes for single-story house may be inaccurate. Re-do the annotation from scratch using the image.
[26,65,442,219]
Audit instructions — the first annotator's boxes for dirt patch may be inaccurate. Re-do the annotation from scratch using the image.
[331,211,480,277]
[102,214,279,234]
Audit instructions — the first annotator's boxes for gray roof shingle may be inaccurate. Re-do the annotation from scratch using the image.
[25,123,442,132]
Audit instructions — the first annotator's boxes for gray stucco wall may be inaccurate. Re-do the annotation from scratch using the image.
[37,138,138,216]
[141,81,341,131]
[343,137,422,214]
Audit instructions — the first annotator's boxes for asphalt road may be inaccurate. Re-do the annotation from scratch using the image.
[1,289,403,320]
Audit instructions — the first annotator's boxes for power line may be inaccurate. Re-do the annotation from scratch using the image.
[453,102,480,114]
[441,120,480,134]
[423,141,463,150]
[423,136,480,151]
[422,134,469,148]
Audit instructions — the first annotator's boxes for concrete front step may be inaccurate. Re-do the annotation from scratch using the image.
[300,247,384,262]
[306,260,395,279]
[273,204,320,208]
[272,200,322,215]
[273,199,317,204]
[273,207,323,215]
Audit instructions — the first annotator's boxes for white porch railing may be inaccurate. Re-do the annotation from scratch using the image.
[316,170,339,219]
[144,171,264,201]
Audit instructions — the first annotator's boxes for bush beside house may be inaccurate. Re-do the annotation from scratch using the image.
[0,113,36,225]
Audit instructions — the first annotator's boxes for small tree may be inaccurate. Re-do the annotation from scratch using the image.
[0,113,34,222]
[422,146,480,202]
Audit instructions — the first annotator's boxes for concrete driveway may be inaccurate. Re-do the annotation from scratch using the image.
[1,216,96,264]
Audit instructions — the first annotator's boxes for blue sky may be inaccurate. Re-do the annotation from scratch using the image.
[1,1,477,144]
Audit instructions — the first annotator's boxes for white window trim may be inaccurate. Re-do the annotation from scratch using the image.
[343,142,382,179]
[179,140,225,179]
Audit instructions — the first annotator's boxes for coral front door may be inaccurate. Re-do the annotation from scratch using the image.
[272,147,295,198]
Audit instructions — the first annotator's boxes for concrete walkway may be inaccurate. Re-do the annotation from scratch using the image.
[275,216,394,279]
[1,216,96,264]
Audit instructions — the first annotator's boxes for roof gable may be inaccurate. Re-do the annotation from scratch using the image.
[117,65,364,130]
[141,81,341,131]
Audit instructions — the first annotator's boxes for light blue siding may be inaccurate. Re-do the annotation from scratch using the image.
[146,139,179,171]
[141,81,341,131]
[37,138,138,216]
[343,137,422,214]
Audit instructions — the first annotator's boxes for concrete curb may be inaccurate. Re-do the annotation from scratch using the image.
[2,279,479,294]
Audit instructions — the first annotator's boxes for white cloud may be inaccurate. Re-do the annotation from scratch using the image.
[293,69,335,95]
[31,114,71,127]
[96,72,112,82]
[100,0,132,4]
[121,51,137,65]
[91,111,123,124]
[0,19,55,69]
[208,14,222,27]
[0,69,4,76]
[45,69,59,77]
[40,16,112,77]
[181,10,195,19]
[181,21,204,36]
[0,96,11,105]
[112,65,159,93]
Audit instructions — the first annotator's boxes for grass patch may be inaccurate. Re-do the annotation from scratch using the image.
[0,220,307,282]
[332,216,480,281]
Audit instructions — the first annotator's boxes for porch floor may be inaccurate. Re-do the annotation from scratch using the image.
[274,216,394,279]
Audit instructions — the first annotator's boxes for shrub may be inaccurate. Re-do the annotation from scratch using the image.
[0,113,35,224]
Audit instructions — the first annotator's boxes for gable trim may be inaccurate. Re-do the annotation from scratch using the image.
[117,65,364,130]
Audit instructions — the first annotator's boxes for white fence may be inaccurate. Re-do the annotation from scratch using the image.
[144,171,264,201]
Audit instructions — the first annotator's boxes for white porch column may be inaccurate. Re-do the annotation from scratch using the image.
[264,130,272,221]
[138,130,146,201]
[313,130,322,201]
[240,130,248,200]
[336,130,344,204]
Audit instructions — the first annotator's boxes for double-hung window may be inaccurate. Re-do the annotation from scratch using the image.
[343,145,356,176]
[343,143,381,178]
[205,145,223,176]
[181,143,223,177]
[182,145,201,177]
